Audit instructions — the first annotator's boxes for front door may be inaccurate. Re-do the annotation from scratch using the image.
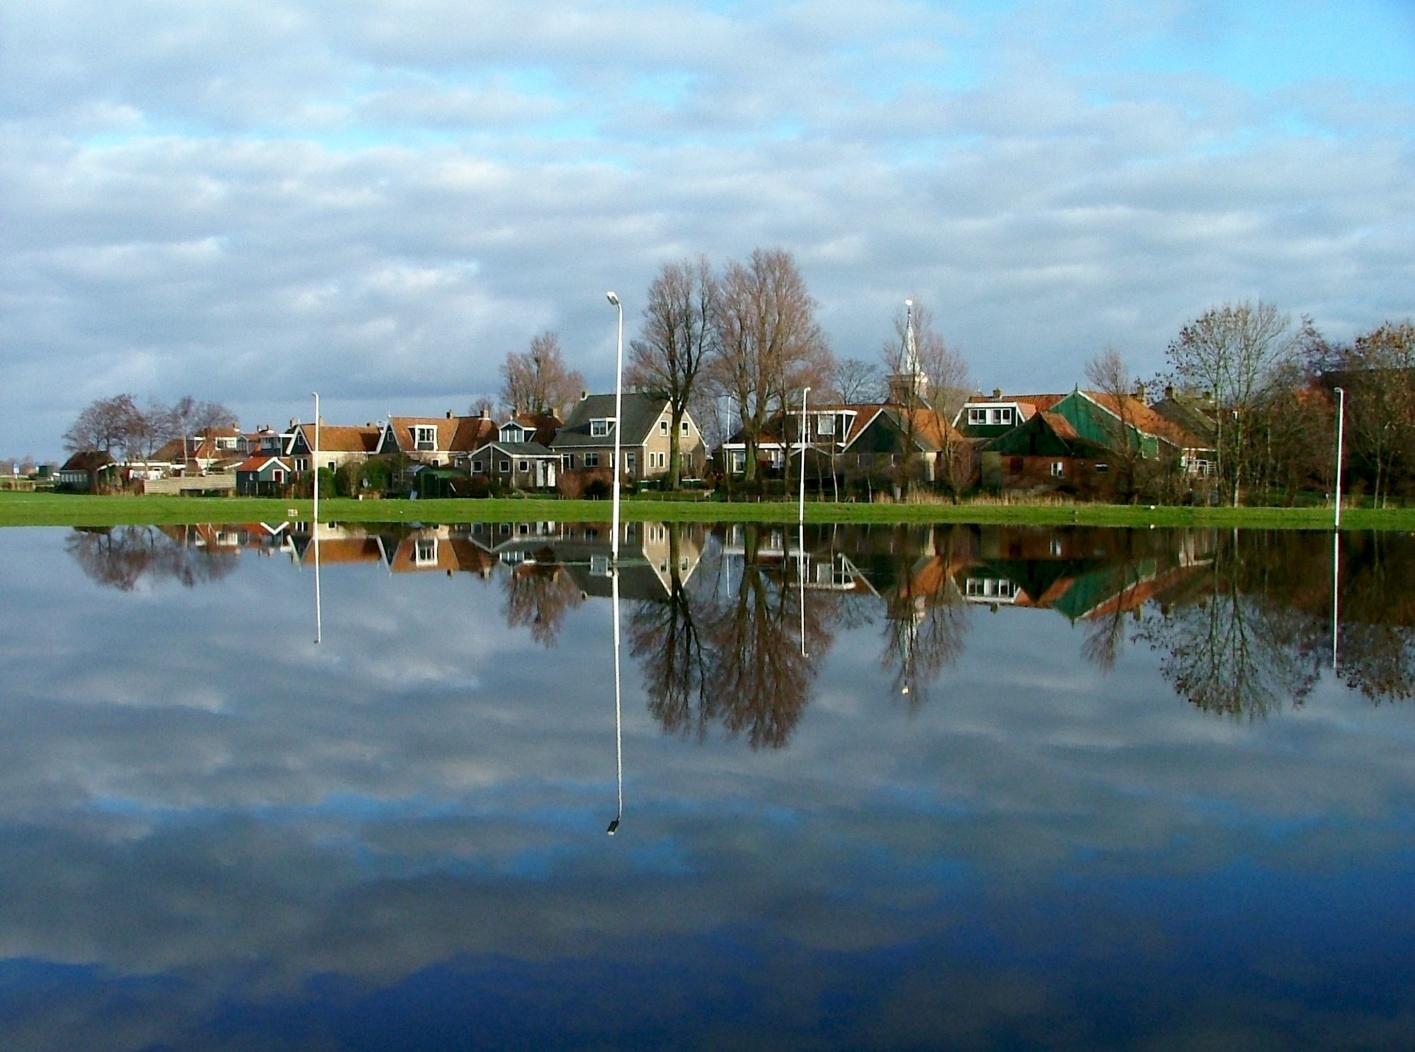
[537,460,556,488]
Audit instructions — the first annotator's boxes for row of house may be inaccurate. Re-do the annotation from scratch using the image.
[238,392,708,496]
[58,349,1218,500]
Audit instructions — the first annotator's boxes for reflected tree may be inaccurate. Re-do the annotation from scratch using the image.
[878,526,970,707]
[629,524,716,741]
[501,549,584,647]
[1135,532,1324,719]
[65,526,238,591]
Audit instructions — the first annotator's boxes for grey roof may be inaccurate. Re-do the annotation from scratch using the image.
[471,440,557,458]
[552,392,667,448]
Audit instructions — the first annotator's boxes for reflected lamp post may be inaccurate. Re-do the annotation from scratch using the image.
[607,558,623,835]
[606,291,624,563]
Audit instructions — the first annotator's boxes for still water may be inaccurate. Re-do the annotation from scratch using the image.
[1,521,1412,1050]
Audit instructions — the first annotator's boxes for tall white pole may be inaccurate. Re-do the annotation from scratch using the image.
[1331,530,1340,672]
[312,392,321,645]
[1333,386,1345,529]
[798,386,810,526]
[607,291,624,563]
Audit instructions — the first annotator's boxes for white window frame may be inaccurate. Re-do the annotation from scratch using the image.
[414,538,438,566]
[413,425,437,451]
[659,419,669,435]
[1051,460,1065,477]
[561,454,575,470]
[499,459,511,473]
[817,414,835,436]
[471,460,484,474]
[968,407,986,425]
[591,419,612,438]
[584,452,599,468]
[517,460,529,472]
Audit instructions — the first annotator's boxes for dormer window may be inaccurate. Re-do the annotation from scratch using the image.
[590,418,613,438]
[500,424,526,443]
[968,407,986,424]
[414,538,438,566]
[817,414,835,436]
[413,425,437,450]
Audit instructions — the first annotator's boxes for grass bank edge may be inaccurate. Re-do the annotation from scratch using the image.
[3,491,1412,531]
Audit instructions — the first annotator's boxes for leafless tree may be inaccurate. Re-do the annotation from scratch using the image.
[500,331,585,418]
[1166,300,1302,506]
[1340,321,1415,507]
[831,357,883,403]
[710,248,832,481]
[626,256,719,488]
[63,394,142,455]
[1085,347,1146,500]
[879,300,972,497]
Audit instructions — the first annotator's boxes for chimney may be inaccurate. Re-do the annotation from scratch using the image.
[1164,385,1174,400]
[580,390,588,401]
[992,387,1002,399]
[446,410,453,419]
[479,407,489,419]
[1135,382,1148,403]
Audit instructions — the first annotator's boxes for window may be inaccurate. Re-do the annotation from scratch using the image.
[729,450,745,472]
[414,425,437,450]
[471,460,484,474]
[273,470,285,484]
[584,452,599,468]
[659,419,668,435]
[680,420,689,434]
[327,460,335,472]
[500,425,525,443]
[499,459,511,473]
[968,408,986,424]
[517,460,529,472]
[561,454,575,470]
[415,538,437,566]
[998,408,1013,424]
[818,414,835,436]
[625,452,636,474]
[591,419,612,437]
[1051,461,1065,477]
[1094,463,1109,473]
[590,555,609,577]
[295,457,309,472]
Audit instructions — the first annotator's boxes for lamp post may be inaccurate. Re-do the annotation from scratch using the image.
[606,291,624,563]
[312,392,321,645]
[1333,386,1345,529]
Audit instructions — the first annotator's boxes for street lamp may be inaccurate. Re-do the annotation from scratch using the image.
[1333,386,1345,529]
[312,391,321,645]
[606,291,624,563]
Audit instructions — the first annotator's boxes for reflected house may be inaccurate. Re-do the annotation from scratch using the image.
[167,522,289,555]
[469,521,706,601]
[960,527,1216,621]
[720,522,878,597]
[286,523,397,569]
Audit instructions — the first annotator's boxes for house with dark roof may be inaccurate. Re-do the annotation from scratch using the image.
[467,412,564,490]
[549,392,706,484]
[375,412,497,468]
[55,450,118,491]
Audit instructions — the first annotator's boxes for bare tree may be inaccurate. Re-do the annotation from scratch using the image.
[1084,348,1146,500]
[710,248,832,482]
[500,331,585,418]
[626,256,718,489]
[1340,321,1415,507]
[831,357,883,403]
[879,300,971,497]
[63,394,141,456]
[1166,300,1302,506]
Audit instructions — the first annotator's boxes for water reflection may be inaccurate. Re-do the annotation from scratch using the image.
[64,520,1415,722]
[13,521,1415,1047]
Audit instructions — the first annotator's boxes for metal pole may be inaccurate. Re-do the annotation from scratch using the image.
[312,392,321,644]
[1333,386,1345,529]
[1331,530,1340,671]
[607,292,624,563]
[798,386,810,526]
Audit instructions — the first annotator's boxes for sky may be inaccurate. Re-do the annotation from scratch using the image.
[3,0,1414,459]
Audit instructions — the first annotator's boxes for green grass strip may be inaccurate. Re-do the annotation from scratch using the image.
[3,490,1412,531]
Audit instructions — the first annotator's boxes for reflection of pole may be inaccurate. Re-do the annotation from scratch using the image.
[607,566,623,835]
[312,392,321,645]
[1331,530,1340,672]
[798,520,807,658]
[1333,386,1345,529]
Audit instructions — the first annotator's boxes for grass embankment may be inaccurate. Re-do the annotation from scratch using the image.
[3,490,1413,531]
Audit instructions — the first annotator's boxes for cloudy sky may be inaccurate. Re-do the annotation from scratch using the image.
[4,0,1413,458]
